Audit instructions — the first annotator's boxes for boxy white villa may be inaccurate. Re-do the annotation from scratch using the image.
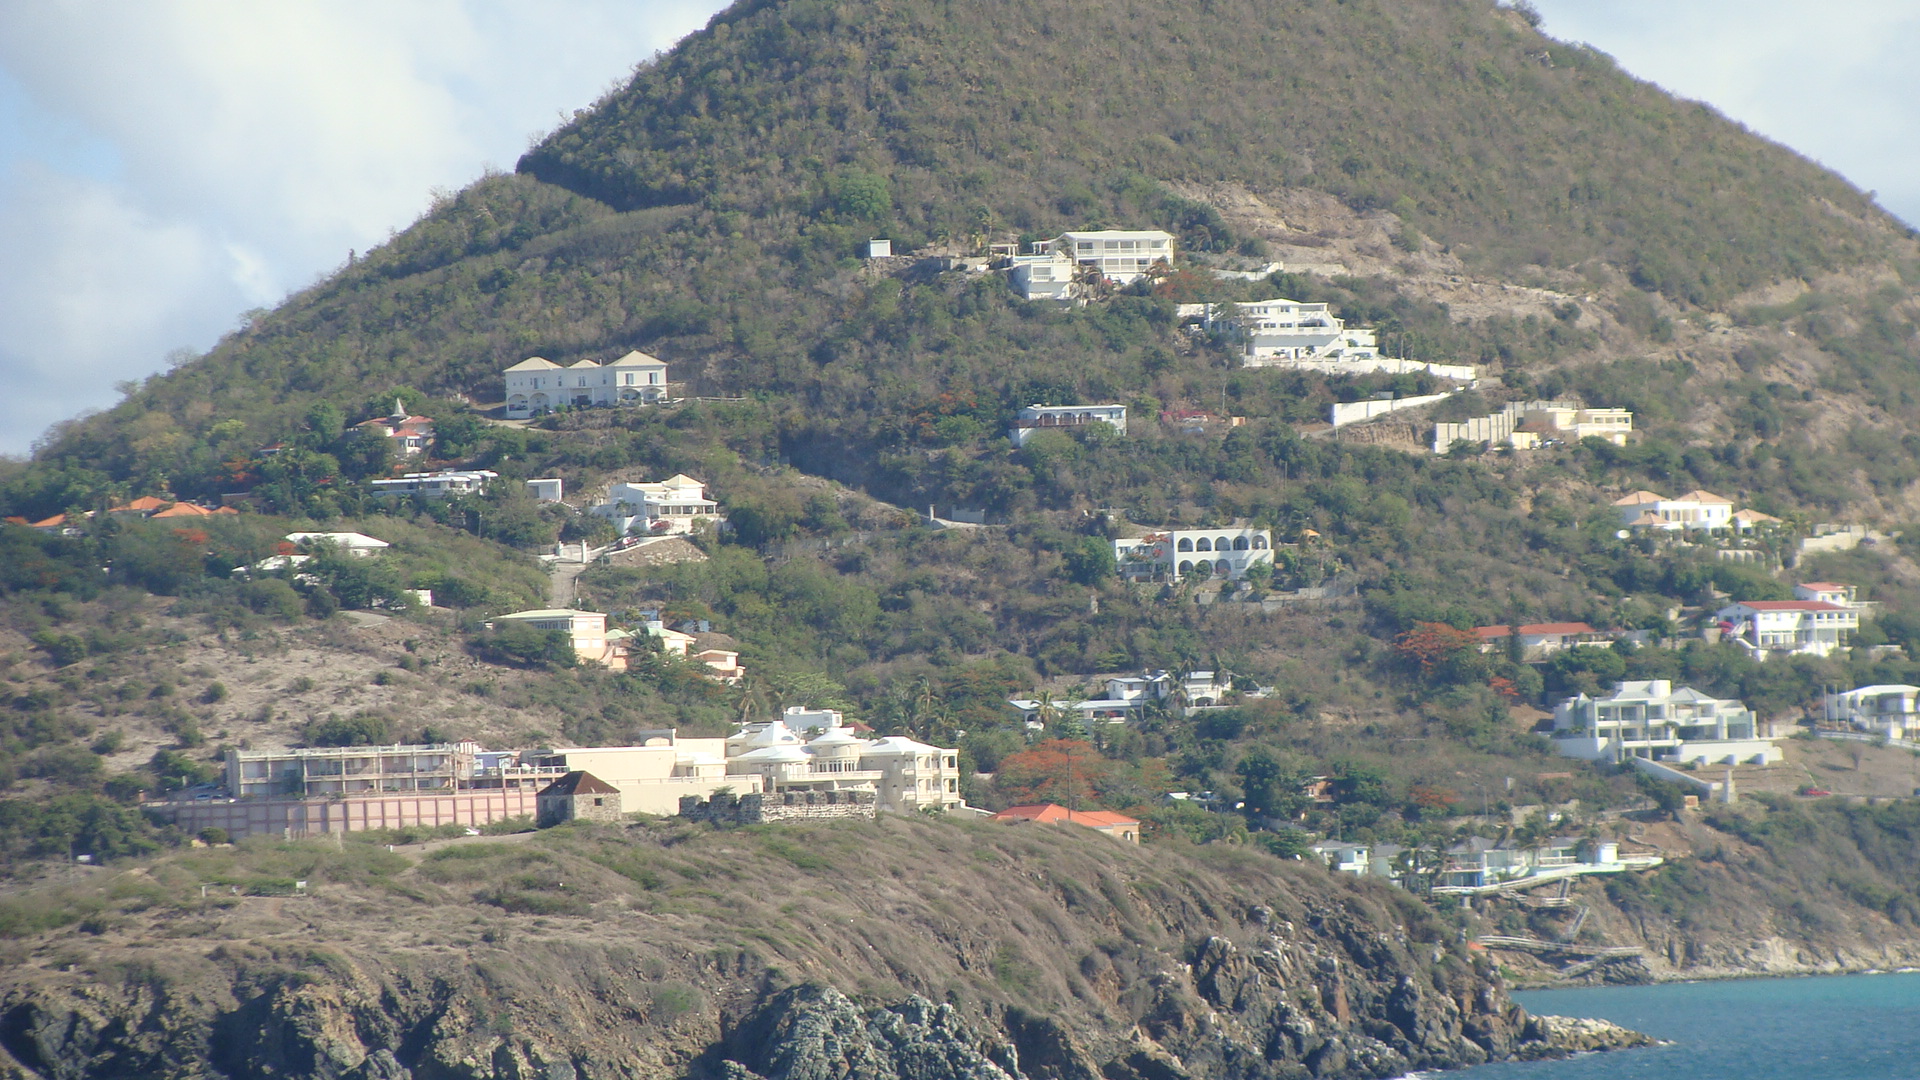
[1112,527,1274,582]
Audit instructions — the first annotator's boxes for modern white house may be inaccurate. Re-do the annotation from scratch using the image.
[1112,527,1274,582]
[526,478,564,502]
[504,350,669,418]
[1824,685,1920,741]
[1613,489,1737,531]
[1008,250,1078,301]
[1009,404,1127,447]
[1054,230,1175,284]
[1550,680,1780,765]
[588,474,721,536]
[1431,836,1659,894]
[1714,600,1857,660]
[1007,669,1233,726]
[1219,297,1383,365]
[368,469,497,498]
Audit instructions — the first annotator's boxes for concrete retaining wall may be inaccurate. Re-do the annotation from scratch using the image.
[679,790,876,825]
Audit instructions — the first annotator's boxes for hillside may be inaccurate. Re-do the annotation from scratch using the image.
[0,814,1628,1080]
[8,1,1920,1070]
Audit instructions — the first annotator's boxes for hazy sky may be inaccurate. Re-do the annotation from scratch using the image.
[1,1,1915,458]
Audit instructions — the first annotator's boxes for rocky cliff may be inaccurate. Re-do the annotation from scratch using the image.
[0,817,1638,1079]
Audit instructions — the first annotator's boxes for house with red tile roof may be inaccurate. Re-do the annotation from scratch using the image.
[990,803,1140,842]
[1714,600,1857,660]
[1471,622,1617,659]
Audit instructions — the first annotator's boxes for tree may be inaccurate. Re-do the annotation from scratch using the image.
[995,739,1114,809]
[1236,748,1313,821]
[1063,537,1117,586]
[1394,622,1483,684]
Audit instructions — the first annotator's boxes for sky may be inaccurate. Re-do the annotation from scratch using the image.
[0,2,1915,459]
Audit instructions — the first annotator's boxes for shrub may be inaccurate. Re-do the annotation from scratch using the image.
[307,714,391,747]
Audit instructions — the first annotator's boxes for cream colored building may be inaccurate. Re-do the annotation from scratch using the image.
[590,474,720,536]
[519,732,759,814]
[492,609,620,669]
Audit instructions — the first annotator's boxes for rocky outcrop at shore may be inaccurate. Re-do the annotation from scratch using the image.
[1516,1015,1663,1059]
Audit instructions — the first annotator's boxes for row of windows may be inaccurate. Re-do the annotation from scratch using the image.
[1176,535,1267,552]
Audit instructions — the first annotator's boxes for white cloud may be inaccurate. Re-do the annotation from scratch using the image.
[0,0,721,456]
[1528,0,1920,228]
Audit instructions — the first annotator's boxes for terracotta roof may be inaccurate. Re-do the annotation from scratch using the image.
[29,514,66,528]
[3,516,26,526]
[1732,509,1782,523]
[1612,490,1666,506]
[1676,489,1734,504]
[504,356,559,371]
[1798,582,1849,591]
[991,803,1140,829]
[537,770,620,797]
[151,502,214,518]
[110,495,170,512]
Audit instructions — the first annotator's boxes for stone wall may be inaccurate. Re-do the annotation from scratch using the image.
[679,789,876,825]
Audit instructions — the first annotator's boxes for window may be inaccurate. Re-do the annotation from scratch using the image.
[1195,538,1212,552]
[1177,538,1194,552]
[593,797,605,806]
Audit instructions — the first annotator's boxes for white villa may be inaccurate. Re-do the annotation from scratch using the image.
[721,710,961,813]
[369,469,497,498]
[1007,230,1175,300]
[1825,685,1920,741]
[1112,527,1274,582]
[504,350,669,418]
[1613,489,1737,531]
[1009,404,1128,447]
[1432,836,1660,894]
[1714,600,1857,660]
[589,474,721,536]
[1551,680,1780,766]
[1225,298,1383,365]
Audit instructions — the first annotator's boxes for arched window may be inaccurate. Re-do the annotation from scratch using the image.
[1178,560,1194,575]
[1194,560,1212,576]
[1233,536,1250,550]
[1177,538,1194,552]
[1195,538,1212,552]
[1252,536,1268,549]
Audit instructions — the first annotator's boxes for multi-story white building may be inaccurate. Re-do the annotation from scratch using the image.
[1221,297,1384,365]
[1551,680,1780,765]
[1715,600,1857,660]
[1053,230,1175,284]
[721,715,961,813]
[1008,250,1079,301]
[1007,669,1235,726]
[368,469,497,498]
[1824,685,1920,741]
[1112,527,1274,582]
[503,350,669,418]
[1009,404,1127,447]
[588,474,721,536]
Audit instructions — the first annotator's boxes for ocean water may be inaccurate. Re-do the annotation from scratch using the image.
[1446,972,1920,1080]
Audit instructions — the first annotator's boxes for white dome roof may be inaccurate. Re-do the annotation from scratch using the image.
[807,727,868,748]
[863,736,938,755]
[741,721,802,748]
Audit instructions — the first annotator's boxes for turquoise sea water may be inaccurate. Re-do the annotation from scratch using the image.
[1447,972,1920,1079]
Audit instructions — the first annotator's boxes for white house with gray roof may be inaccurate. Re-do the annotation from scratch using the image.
[504,350,669,418]
[1551,680,1780,765]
